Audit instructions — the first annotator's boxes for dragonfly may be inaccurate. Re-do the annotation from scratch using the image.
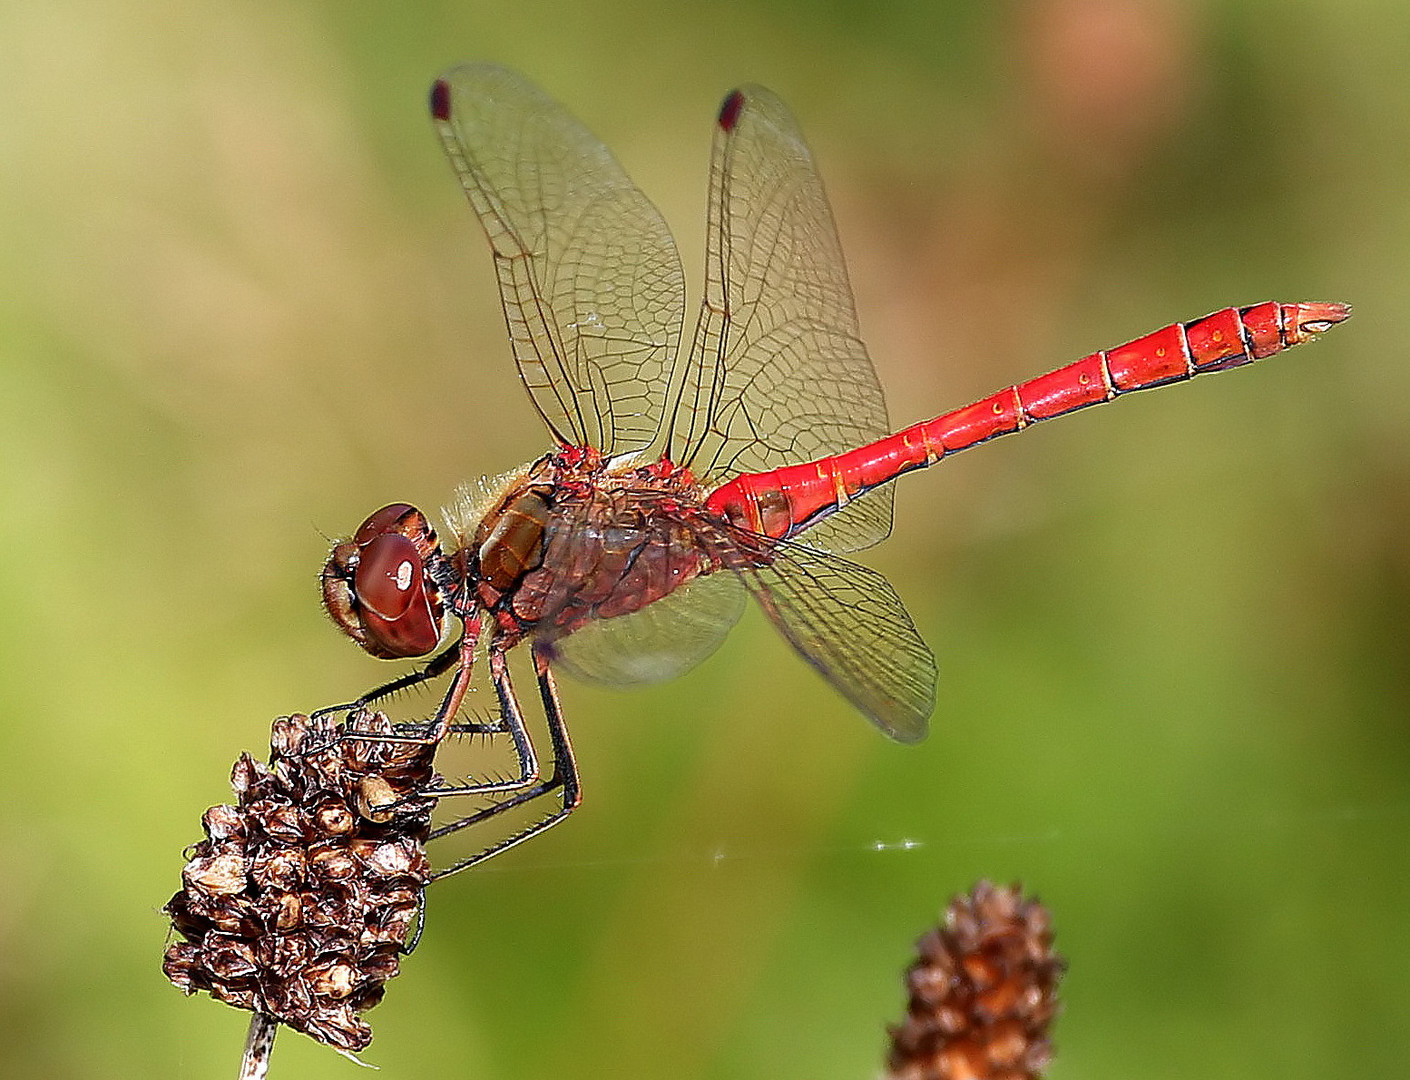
[320,63,1349,877]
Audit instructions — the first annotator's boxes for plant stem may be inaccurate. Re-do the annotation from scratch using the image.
[238,1013,278,1080]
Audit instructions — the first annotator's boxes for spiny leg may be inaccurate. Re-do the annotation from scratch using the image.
[428,645,581,881]
[297,648,488,760]
[334,617,486,749]
[311,638,463,721]
[319,642,543,837]
[421,646,540,797]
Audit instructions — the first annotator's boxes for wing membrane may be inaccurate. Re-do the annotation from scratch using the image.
[730,532,935,742]
[433,64,686,453]
[547,571,746,686]
[671,85,894,551]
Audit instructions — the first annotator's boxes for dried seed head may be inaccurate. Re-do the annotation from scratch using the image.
[163,712,440,1052]
[886,881,1064,1080]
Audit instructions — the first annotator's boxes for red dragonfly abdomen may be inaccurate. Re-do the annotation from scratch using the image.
[705,302,1350,540]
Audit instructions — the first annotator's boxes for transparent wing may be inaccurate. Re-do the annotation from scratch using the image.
[669,84,894,553]
[545,571,746,686]
[432,64,686,453]
[731,533,935,743]
[546,517,934,740]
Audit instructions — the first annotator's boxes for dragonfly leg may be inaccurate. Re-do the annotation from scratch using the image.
[421,646,540,797]
[317,641,542,830]
[309,639,463,721]
[426,645,581,881]
[335,617,485,748]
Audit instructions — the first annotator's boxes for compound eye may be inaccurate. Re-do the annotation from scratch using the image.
[353,503,418,547]
[354,533,424,621]
[348,532,442,658]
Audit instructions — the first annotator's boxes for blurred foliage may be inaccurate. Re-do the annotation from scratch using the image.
[0,0,1406,1077]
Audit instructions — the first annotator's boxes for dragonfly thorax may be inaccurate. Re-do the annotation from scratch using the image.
[453,448,721,648]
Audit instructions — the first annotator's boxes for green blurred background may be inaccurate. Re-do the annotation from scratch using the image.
[2,0,1406,1076]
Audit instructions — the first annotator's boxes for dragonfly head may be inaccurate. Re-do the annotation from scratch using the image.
[322,503,447,659]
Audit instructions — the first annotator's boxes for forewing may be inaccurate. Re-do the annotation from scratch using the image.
[734,534,934,743]
[432,64,686,453]
[669,84,894,552]
[546,571,746,685]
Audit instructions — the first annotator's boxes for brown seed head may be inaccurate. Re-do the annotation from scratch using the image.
[886,881,1064,1080]
[162,712,440,1052]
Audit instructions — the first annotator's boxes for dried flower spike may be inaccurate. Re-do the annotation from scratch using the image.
[163,712,439,1053]
[886,881,1064,1080]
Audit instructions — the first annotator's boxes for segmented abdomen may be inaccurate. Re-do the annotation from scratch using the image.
[705,302,1349,540]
